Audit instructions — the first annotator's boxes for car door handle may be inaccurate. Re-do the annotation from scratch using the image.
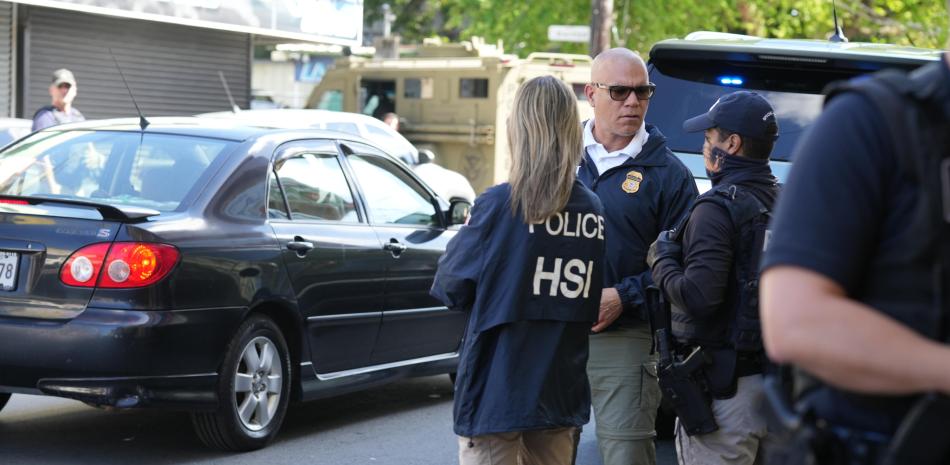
[286,237,314,255]
[383,239,407,257]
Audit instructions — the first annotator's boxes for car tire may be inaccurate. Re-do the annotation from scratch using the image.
[191,315,292,451]
[0,392,10,413]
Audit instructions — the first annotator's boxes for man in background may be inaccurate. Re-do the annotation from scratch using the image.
[32,68,85,131]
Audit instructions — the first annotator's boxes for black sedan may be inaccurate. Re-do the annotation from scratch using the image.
[0,117,471,451]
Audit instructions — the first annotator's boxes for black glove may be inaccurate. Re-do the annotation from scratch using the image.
[647,230,683,269]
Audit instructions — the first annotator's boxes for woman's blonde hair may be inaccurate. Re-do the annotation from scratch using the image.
[507,75,583,223]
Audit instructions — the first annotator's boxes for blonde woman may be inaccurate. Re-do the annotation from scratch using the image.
[431,75,606,465]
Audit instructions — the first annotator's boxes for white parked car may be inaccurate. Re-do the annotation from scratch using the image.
[198,109,476,202]
[0,118,33,147]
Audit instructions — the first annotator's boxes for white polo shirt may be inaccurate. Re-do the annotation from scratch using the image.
[582,119,649,176]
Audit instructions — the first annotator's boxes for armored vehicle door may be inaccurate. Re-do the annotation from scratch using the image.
[309,72,349,112]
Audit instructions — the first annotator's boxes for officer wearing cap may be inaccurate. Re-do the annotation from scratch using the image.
[647,91,780,464]
[32,68,85,131]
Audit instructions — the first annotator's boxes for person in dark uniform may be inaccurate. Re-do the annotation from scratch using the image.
[431,75,606,465]
[648,91,780,464]
[759,26,950,465]
[580,47,698,465]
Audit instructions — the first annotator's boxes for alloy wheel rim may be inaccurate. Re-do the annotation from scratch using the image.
[232,336,282,431]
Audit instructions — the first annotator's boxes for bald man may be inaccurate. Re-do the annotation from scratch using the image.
[578,48,698,465]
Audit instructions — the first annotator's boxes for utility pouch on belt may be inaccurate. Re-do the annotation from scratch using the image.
[656,328,718,436]
[704,348,738,399]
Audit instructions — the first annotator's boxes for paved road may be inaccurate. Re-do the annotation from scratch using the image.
[0,376,675,465]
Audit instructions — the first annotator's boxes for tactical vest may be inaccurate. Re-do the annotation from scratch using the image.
[671,182,777,352]
[819,62,950,343]
[788,62,950,432]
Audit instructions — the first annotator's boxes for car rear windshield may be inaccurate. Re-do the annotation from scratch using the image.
[0,130,233,211]
[647,56,928,161]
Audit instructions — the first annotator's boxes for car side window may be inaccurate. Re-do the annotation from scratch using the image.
[346,152,439,227]
[267,175,289,220]
[274,153,359,222]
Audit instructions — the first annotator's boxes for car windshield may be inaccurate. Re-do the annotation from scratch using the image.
[648,60,829,162]
[0,130,233,211]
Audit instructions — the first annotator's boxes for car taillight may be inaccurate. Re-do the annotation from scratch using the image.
[60,242,179,288]
[61,243,110,287]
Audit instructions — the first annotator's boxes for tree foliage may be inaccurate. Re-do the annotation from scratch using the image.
[365,0,949,56]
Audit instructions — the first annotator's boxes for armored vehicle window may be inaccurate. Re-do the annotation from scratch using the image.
[274,153,359,222]
[316,90,343,111]
[404,78,434,99]
[460,78,489,98]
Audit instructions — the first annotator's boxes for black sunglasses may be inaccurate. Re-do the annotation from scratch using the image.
[592,83,656,101]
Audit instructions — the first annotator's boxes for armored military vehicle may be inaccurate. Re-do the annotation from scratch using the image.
[306,38,593,193]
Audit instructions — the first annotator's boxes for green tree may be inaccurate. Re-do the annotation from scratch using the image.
[369,0,949,56]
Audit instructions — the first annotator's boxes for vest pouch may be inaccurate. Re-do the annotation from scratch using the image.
[703,348,738,399]
[733,278,763,352]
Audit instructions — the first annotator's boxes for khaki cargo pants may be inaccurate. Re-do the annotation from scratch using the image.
[458,427,579,465]
[588,324,662,465]
[675,374,769,465]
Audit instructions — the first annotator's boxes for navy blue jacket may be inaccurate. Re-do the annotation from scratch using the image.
[431,181,606,436]
[578,124,698,327]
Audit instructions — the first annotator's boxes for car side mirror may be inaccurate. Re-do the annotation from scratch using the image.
[417,149,435,165]
[447,200,471,226]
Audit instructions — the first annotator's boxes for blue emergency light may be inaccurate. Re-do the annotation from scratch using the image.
[718,76,745,86]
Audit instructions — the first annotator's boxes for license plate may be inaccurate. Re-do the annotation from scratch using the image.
[0,251,19,291]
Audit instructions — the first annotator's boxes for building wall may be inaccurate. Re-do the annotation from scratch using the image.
[251,60,318,109]
[0,2,13,117]
[22,6,250,119]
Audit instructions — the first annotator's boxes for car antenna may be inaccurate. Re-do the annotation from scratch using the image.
[218,71,241,113]
[829,0,848,43]
[109,49,150,131]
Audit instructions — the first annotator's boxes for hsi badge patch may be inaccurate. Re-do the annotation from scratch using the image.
[621,170,643,194]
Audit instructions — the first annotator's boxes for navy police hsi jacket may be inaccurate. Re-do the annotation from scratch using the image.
[577,123,698,326]
[430,181,606,436]
[431,181,606,331]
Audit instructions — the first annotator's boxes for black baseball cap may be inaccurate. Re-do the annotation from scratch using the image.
[683,91,779,141]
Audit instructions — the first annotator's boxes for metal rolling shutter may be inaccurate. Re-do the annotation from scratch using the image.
[23,6,249,120]
[0,2,13,117]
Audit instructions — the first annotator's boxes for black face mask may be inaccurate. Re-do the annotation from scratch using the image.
[705,146,730,180]
[708,147,773,187]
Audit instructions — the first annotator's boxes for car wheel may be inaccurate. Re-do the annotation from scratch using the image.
[191,315,292,451]
[0,392,10,413]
